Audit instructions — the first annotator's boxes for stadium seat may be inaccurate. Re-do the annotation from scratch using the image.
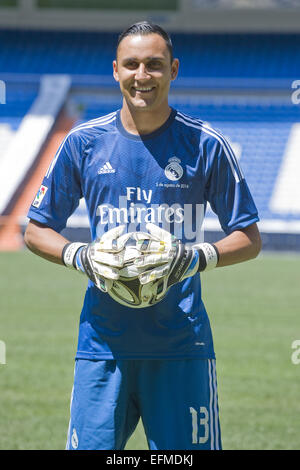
[1,29,300,85]
[0,82,38,159]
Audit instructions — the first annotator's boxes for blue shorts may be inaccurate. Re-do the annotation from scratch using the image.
[66,358,222,450]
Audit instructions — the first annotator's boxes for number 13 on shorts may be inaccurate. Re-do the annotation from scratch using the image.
[190,406,209,444]
[189,402,221,450]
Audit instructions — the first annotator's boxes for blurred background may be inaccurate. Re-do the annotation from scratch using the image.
[0,0,299,451]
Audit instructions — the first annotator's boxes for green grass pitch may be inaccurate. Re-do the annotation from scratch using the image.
[0,249,299,450]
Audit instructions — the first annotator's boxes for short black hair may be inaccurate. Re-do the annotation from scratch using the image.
[117,21,174,63]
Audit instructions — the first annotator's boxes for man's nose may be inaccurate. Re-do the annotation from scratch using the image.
[135,63,149,80]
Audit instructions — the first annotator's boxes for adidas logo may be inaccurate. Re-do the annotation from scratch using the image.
[98,162,116,174]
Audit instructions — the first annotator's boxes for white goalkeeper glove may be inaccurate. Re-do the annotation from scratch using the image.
[134,223,219,287]
[62,225,131,292]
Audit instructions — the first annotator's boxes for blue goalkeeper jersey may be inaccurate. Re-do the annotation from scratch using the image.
[27,108,259,360]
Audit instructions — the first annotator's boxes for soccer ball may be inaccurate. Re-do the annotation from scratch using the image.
[107,273,169,308]
[105,233,169,308]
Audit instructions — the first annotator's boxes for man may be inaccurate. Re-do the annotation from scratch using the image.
[24,22,261,450]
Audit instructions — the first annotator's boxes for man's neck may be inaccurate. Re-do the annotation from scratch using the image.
[120,102,172,135]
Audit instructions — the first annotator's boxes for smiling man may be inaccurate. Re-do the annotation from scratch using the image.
[113,25,179,134]
[24,22,261,450]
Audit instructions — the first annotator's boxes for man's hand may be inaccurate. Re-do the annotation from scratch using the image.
[61,225,168,293]
[134,223,219,286]
[62,225,131,291]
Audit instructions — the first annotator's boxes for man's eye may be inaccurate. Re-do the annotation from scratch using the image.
[126,62,138,69]
[147,61,162,69]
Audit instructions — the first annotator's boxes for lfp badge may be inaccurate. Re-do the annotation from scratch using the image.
[164,157,183,181]
[32,185,48,208]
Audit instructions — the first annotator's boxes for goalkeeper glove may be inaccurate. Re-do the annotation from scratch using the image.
[62,225,130,292]
[135,223,219,286]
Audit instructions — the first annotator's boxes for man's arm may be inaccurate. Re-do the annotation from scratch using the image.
[24,219,70,265]
[214,222,262,268]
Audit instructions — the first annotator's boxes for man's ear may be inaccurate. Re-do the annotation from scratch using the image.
[113,60,119,82]
[171,58,179,81]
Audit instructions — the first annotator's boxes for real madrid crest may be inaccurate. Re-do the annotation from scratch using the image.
[164,157,183,181]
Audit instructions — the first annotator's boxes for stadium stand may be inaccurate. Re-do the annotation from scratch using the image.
[1,29,300,86]
[0,75,71,212]
[0,74,71,249]
[0,81,38,157]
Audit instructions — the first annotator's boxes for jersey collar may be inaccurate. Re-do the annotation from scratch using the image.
[116,108,177,141]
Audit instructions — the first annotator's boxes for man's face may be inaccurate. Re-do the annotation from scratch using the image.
[113,33,179,112]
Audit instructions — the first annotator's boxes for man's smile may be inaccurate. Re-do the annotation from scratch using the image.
[132,86,156,94]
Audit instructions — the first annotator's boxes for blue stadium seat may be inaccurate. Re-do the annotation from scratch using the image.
[0,82,38,131]
[1,29,300,84]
